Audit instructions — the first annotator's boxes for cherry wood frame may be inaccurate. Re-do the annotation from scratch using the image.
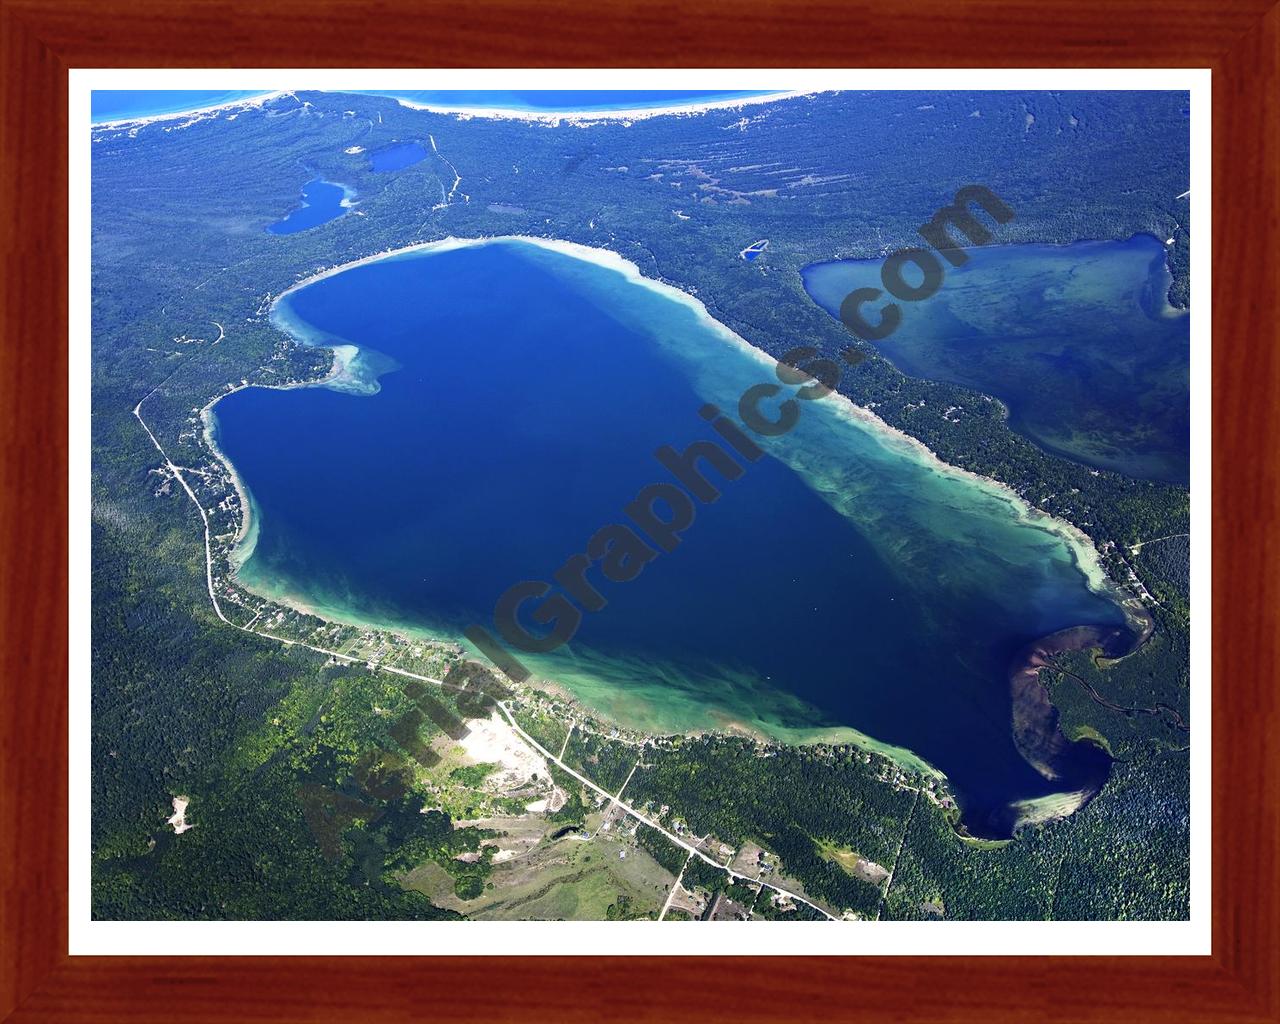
[2,1,1277,1020]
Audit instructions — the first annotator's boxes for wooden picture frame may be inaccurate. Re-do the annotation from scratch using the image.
[2,1,1275,1019]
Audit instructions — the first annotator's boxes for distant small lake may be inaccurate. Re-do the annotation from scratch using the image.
[801,235,1190,484]
[369,142,428,172]
[267,178,352,235]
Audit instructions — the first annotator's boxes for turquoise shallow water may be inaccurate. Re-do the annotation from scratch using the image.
[90,90,271,123]
[802,235,1190,484]
[212,239,1132,836]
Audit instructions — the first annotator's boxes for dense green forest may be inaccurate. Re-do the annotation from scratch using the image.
[90,89,1192,921]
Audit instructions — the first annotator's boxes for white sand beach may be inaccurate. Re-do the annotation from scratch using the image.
[268,234,1114,600]
[389,91,810,125]
[92,90,810,133]
[92,91,289,130]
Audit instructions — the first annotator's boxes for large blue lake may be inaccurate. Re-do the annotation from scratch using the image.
[802,235,1190,484]
[213,239,1133,836]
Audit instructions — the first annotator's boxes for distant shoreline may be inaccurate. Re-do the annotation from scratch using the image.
[89,89,808,132]
[387,90,810,124]
[91,90,287,129]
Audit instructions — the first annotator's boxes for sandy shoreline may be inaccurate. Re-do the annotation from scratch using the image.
[1004,620,1152,833]
[200,336,365,561]
[824,399,1116,596]
[270,233,1115,598]
[91,90,809,133]
[199,402,254,551]
[389,91,811,124]
[92,91,288,130]
[209,233,1138,828]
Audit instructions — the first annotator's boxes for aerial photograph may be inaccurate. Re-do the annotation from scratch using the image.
[89,86,1192,924]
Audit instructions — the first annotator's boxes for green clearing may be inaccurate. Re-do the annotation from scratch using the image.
[400,831,673,921]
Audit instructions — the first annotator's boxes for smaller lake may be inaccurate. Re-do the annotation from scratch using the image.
[369,142,428,172]
[801,235,1190,484]
[267,178,352,235]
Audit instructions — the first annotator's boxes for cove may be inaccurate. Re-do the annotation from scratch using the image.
[801,235,1190,484]
[267,178,352,234]
[212,238,1135,837]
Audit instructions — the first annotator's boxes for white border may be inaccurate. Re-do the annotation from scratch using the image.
[70,68,1211,956]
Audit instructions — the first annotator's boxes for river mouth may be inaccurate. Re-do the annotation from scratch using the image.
[213,236,1137,838]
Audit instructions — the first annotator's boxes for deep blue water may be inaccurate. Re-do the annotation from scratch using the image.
[214,240,1131,836]
[802,235,1191,484]
[369,142,429,172]
[355,90,783,113]
[266,178,351,234]
[90,90,271,124]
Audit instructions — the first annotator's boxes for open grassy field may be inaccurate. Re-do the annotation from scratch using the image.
[400,825,675,921]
